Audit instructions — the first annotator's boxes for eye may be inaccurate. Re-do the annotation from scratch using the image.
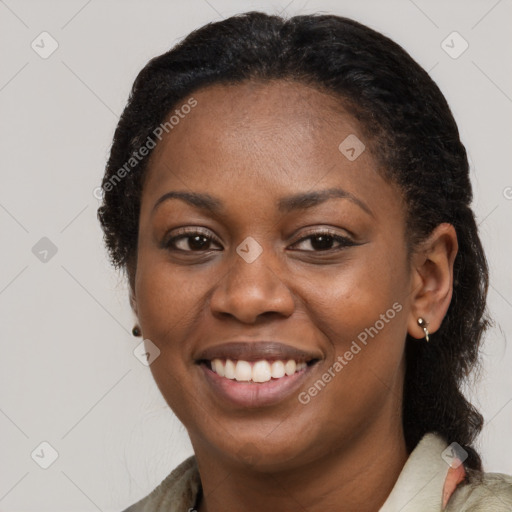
[163,228,222,252]
[290,229,356,252]
[162,228,357,254]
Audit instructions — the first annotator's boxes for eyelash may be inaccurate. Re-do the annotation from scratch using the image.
[163,228,356,253]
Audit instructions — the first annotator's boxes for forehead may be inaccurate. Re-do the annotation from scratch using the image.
[141,79,401,222]
[148,80,359,160]
[187,79,350,129]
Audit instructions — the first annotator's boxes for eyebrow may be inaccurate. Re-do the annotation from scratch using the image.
[278,187,373,217]
[152,191,223,215]
[152,187,373,217]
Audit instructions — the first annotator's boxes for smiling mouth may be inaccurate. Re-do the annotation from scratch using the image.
[194,341,321,406]
[202,358,316,383]
[195,341,320,383]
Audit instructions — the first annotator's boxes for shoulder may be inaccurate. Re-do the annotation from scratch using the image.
[122,456,201,512]
[446,470,512,511]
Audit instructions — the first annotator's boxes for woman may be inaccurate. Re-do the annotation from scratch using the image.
[97,11,512,512]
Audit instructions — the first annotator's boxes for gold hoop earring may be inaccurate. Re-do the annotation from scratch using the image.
[417,318,429,342]
[132,325,141,337]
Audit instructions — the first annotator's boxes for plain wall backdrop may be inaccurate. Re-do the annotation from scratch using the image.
[1,0,511,510]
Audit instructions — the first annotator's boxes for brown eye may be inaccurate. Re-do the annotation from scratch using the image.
[164,229,222,252]
[291,230,356,252]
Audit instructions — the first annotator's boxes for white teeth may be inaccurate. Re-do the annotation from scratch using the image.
[235,360,252,381]
[252,360,272,383]
[284,359,296,376]
[210,358,308,382]
[270,360,285,378]
[224,359,236,379]
[212,358,225,377]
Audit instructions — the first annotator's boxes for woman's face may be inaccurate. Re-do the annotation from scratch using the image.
[133,80,415,470]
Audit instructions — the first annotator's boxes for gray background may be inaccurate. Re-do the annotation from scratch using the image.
[1,0,511,510]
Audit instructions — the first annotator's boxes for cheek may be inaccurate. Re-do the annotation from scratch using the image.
[294,249,409,347]
[134,259,210,421]
[135,258,210,339]
[293,249,409,402]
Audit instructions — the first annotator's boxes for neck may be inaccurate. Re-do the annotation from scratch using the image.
[193,418,408,512]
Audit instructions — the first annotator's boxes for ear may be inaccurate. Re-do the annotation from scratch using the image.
[129,285,138,317]
[127,259,138,317]
[407,223,458,340]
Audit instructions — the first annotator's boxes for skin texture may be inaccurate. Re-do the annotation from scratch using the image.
[130,80,458,512]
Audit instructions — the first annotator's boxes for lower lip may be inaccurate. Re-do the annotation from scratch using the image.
[199,363,316,408]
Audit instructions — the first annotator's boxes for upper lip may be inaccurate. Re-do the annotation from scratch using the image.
[195,341,321,363]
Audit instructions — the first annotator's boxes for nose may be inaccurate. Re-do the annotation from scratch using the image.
[209,244,295,324]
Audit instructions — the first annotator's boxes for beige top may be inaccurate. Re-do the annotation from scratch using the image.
[123,433,512,511]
